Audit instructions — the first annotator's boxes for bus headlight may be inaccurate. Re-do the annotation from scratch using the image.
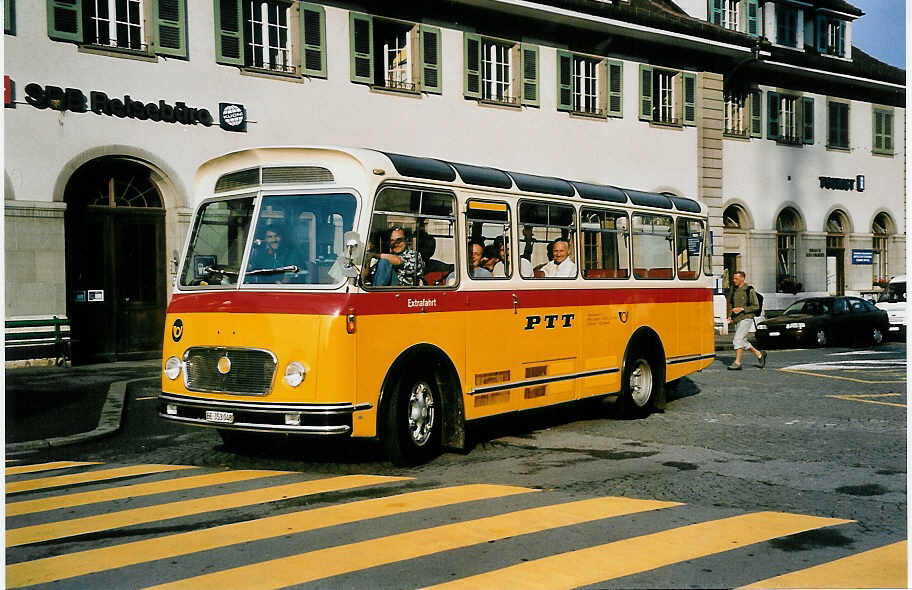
[284,362,308,387]
[786,322,806,329]
[164,356,182,380]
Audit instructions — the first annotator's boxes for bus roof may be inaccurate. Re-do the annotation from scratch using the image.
[197,146,707,215]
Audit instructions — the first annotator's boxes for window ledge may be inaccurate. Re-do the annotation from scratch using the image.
[826,144,851,152]
[775,137,805,146]
[723,131,751,140]
[569,109,607,120]
[240,68,303,83]
[370,83,422,97]
[648,119,683,129]
[478,97,522,109]
[78,44,157,63]
[872,149,895,157]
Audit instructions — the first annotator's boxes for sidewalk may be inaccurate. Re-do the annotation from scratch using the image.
[6,336,738,453]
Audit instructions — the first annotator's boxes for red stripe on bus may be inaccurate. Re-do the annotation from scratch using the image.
[168,288,712,316]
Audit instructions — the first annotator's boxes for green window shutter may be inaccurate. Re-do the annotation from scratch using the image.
[638,64,653,121]
[300,3,326,78]
[682,72,696,126]
[153,0,187,58]
[815,15,826,52]
[349,12,373,84]
[520,44,539,106]
[884,112,893,152]
[767,91,780,139]
[873,110,884,152]
[47,0,82,42]
[419,25,442,94]
[802,97,814,144]
[750,90,762,137]
[5,0,15,35]
[606,59,623,117]
[214,0,243,65]
[709,0,722,25]
[556,50,573,112]
[463,33,482,99]
[746,0,759,36]
[836,21,845,56]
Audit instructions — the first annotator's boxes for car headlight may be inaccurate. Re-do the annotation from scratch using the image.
[757,324,768,330]
[284,361,308,387]
[786,322,806,329]
[164,356,182,380]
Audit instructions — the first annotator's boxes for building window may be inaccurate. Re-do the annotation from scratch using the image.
[557,52,623,117]
[639,65,695,126]
[816,15,846,57]
[350,14,441,93]
[723,91,748,137]
[873,108,894,155]
[767,92,813,144]
[709,0,759,35]
[779,95,799,143]
[464,33,539,106]
[828,101,849,149]
[85,0,145,51]
[382,24,411,88]
[872,213,893,286]
[776,5,798,47]
[722,0,739,30]
[776,208,801,293]
[244,1,292,73]
[5,0,15,35]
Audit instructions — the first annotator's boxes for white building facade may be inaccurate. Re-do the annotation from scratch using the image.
[4,0,904,362]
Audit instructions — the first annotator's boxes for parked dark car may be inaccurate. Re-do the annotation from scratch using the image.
[755,296,889,348]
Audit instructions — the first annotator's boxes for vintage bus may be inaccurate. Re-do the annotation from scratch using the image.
[159,146,714,464]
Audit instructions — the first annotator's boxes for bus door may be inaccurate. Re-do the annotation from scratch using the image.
[577,207,631,398]
[675,217,710,360]
[631,212,679,357]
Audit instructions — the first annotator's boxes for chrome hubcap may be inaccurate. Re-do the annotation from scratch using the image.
[817,330,826,346]
[873,328,883,344]
[407,382,435,447]
[629,360,653,407]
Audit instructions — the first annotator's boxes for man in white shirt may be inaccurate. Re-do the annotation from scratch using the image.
[541,239,577,277]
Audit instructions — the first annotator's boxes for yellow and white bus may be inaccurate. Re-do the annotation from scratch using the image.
[159,146,714,464]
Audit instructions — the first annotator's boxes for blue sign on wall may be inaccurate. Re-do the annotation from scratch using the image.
[851,249,874,265]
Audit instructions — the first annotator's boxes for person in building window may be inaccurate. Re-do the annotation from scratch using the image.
[367,226,424,287]
[541,239,577,277]
[247,223,299,282]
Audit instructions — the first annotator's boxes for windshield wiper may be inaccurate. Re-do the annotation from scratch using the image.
[203,265,239,277]
[245,265,301,275]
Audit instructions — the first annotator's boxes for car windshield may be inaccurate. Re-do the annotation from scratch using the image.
[783,300,830,315]
[878,282,906,303]
[243,193,357,286]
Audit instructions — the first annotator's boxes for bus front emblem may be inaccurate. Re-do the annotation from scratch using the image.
[217,355,232,375]
[618,311,629,323]
[171,319,183,342]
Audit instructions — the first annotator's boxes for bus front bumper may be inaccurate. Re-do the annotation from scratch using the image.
[158,392,371,435]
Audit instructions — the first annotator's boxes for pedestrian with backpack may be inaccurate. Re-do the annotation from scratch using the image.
[727,271,767,370]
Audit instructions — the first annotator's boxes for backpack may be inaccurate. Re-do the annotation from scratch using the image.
[729,285,763,313]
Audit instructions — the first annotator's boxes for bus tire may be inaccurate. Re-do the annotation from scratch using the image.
[618,351,663,419]
[384,373,441,466]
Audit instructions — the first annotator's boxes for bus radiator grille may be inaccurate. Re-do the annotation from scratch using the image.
[183,347,277,395]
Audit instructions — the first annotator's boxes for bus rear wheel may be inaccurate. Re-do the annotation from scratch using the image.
[618,354,663,418]
[384,374,441,466]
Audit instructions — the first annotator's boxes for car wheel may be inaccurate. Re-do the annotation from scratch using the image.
[384,374,441,466]
[815,328,828,347]
[871,326,885,346]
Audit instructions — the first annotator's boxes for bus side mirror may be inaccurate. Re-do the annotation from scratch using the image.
[340,231,363,278]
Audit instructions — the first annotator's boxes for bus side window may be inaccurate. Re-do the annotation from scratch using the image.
[676,217,704,280]
[518,202,577,279]
[466,200,512,280]
[364,187,456,288]
[581,208,630,279]
[631,213,675,280]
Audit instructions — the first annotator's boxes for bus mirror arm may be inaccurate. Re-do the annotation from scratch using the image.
[340,231,364,280]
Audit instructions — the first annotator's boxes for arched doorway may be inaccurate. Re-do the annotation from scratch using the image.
[872,212,894,287]
[825,210,850,295]
[775,207,802,293]
[722,204,750,291]
[64,157,166,363]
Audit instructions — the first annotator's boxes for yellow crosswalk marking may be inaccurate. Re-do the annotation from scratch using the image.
[146,496,681,590]
[7,470,292,516]
[423,511,852,590]
[6,464,195,494]
[6,474,405,547]
[7,483,533,588]
[6,461,102,476]
[740,540,907,589]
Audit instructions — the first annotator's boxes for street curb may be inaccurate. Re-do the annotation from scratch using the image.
[6,377,148,456]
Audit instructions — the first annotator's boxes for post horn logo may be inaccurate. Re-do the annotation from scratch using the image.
[171,318,183,342]
[217,355,232,375]
[618,311,629,323]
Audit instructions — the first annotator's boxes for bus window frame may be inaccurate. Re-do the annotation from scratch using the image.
[363,183,459,291]
[517,199,579,280]
[465,198,514,281]
[675,216,704,281]
[579,206,631,280]
[631,211,676,281]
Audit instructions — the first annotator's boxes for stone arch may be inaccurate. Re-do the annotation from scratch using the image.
[823,207,853,235]
[871,210,896,235]
[774,205,804,232]
[722,200,754,230]
[5,170,15,201]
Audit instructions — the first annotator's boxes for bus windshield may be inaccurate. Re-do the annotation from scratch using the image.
[180,193,357,288]
[878,281,906,303]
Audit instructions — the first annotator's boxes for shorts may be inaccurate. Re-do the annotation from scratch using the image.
[732,317,755,350]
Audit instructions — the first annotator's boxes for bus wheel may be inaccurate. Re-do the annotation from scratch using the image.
[619,355,661,418]
[384,374,441,466]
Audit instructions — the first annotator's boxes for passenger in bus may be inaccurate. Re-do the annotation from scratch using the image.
[519,226,534,277]
[470,242,492,278]
[247,223,299,283]
[481,244,504,277]
[541,239,577,277]
[366,226,425,287]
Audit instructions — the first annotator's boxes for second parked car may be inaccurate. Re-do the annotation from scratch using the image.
[756,296,889,348]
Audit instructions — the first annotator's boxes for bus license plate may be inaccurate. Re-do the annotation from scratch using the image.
[205,410,234,424]
[768,331,780,337]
